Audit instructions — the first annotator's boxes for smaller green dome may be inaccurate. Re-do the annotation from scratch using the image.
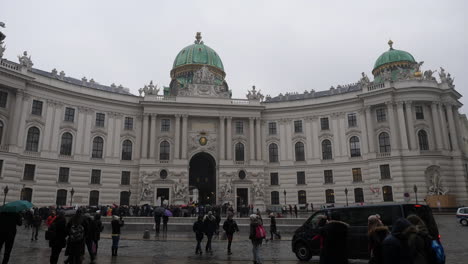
[173,33,224,71]
[373,40,416,71]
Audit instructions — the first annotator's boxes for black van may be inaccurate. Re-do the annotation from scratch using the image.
[291,204,439,261]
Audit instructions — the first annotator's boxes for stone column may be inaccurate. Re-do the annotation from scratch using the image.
[8,91,24,146]
[83,110,93,155]
[431,102,443,150]
[446,104,459,151]
[438,104,450,150]
[17,94,30,148]
[286,120,293,160]
[255,117,262,160]
[249,117,255,161]
[149,114,157,159]
[311,117,320,159]
[387,102,399,152]
[181,114,188,159]
[396,102,409,151]
[365,107,375,153]
[279,120,286,161]
[305,118,313,160]
[358,109,369,154]
[75,108,85,155]
[219,116,225,160]
[226,117,232,160]
[106,113,114,158]
[331,115,340,156]
[141,114,149,159]
[113,114,122,158]
[50,103,63,153]
[174,114,181,159]
[405,101,417,150]
[339,113,347,156]
[42,101,55,151]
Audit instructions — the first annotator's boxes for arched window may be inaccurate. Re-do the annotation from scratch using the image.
[298,190,307,204]
[0,120,4,145]
[120,191,130,206]
[60,132,73,156]
[378,132,391,153]
[89,190,99,206]
[354,188,364,203]
[325,189,335,204]
[56,189,67,206]
[26,127,40,152]
[382,186,393,202]
[295,142,305,161]
[271,191,280,205]
[418,130,429,150]
[92,137,104,158]
[121,140,133,160]
[322,140,332,160]
[160,141,170,160]
[349,136,361,157]
[22,187,33,202]
[235,142,244,161]
[269,143,279,163]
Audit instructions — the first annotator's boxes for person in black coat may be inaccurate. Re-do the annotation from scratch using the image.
[84,214,98,263]
[154,211,162,235]
[49,211,67,264]
[319,220,349,264]
[268,213,281,240]
[0,211,22,264]
[93,214,103,256]
[31,212,42,241]
[192,216,204,255]
[111,215,124,257]
[222,213,239,255]
[65,210,88,264]
[203,211,217,254]
[382,218,413,264]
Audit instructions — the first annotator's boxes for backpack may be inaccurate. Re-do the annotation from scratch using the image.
[431,240,445,264]
[68,224,84,242]
[255,224,266,239]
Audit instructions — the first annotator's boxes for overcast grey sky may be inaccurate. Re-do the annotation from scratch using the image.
[1,0,467,113]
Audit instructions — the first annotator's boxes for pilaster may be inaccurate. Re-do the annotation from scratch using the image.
[405,101,417,150]
[255,117,262,160]
[174,114,181,159]
[226,117,232,160]
[396,102,409,151]
[249,117,255,161]
[181,114,188,159]
[431,102,443,150]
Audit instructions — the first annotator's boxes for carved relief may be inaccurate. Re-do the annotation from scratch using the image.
[177,66,230,98]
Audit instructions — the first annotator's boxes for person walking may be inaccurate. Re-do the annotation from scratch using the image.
[46,210,57,228]
[84,214,98,263]
[368,215,389,264]
[0,211,22,264]
[249,214,265,264]
[406,215,438,264]
[268,213,281,240]
[382,218,413,264]
[288,205,293,217]
[203,211,217,255]
[65,210,87,264]
[319,220,349,264]
[49,211,67,264]
[93,213,103,257]
[222,213,239,255]
[154,210,162,235]
[31,212,42,241]
[193,216,204,255]
[162,214,169,234]
[111,215,124,257]
[294,205,298,218]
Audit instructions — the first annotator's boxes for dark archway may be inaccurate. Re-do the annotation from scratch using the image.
[189,152,216,205]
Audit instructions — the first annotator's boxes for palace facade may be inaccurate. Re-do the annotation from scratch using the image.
[0,33,467,209]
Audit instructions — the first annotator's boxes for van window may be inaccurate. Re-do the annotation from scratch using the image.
[403,205,439,238]
[306,211,327,228]
[329,206,401,227]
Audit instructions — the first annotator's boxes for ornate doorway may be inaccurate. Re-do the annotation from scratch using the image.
[189,152,216,205]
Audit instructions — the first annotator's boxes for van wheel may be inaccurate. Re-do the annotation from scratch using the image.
[295,242,312,261]
[461,219,468,226]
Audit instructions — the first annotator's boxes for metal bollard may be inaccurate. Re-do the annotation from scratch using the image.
[143,229,150,239]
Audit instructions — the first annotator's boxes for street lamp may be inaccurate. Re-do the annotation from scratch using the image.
[283,189,287,205]
[413,185,418,204]
[128,189,131,206]
[344,188,349,207]
[20,184,25,200]
[70,188,75,207]
[3,185,8,205]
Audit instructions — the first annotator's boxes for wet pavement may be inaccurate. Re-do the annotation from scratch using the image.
[1,215,467,263]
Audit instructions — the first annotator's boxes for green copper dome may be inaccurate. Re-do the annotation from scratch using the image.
[373,40,416,72]
[172,33,224,71]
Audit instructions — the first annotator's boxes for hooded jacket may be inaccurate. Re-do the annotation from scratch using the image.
[382,218,413,264]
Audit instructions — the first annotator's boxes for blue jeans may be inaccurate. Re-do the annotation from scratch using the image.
[112,235,120,249]
[252,241,262,263]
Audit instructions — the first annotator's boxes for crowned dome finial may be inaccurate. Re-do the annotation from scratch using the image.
[195,32,203,44]
[388,39,394,50]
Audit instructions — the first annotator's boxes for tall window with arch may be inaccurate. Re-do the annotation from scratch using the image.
[269,143,279,163]
[160,141,170,160]
[382,186,393,202]
[322,139,332,160]
[349,136,361,157]
[325,189,335,203]
[56,189,67,206]
[298,190,307,204]
[60,132,73,156]
[0,120,3,145]
[92,137,104,158]
[26,127,40,152]
[295,142,305,161]
[271,191,280,205]
[418,130,429,150]
[235,142,244,161]
[121,140,133,160]
[378,132,391,153]
[354,188,364,203]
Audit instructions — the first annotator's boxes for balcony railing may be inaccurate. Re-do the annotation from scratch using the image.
[0,60,21,71]
[377,152,391,158]
[367,83,385,91]
[0,145,9,152]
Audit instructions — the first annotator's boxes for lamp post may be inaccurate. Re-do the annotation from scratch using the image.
[70,188,75,207]
[128,189,131,206]
[283,189,287,205]
[413,185,418,204]
[20,184,25,200]
[3,185,8,205]
[344,188,349,207]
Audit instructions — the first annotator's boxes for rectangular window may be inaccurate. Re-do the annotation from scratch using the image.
[91,169,101,184]
[23,164,36,181]
[324,170,333,184]
[121,171,131,185]
[124,117,133,130]
[320,117,329,130]
[298,191,307,204]
[95,113,105,127]
[0,91,7,108]
[376,108,386,122]
[64,107,75,122]
[415,106,425,120]
[270,172,279,185]
[294,120,303,133]
[161,119,170,132]
[348,113,357,127]
[380,164,391,180]
[31,100,43,116]
[297,171,306,185]
[58,167,70,183]
[352,168,362,182]
[268,122,277,135]
[235,121,244,134]
[0,160,3,177]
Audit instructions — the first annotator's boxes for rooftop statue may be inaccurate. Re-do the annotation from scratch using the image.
[359,72,370,85]
[18,51,33,69]
[246,85,264,101]
[139,81,159,96]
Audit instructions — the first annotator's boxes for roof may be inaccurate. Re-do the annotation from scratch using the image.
[172,33,224,71]
[373,48,416,71]
[263,83,362,103]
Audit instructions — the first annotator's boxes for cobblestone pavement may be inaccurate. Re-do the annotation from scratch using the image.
[1,215,466,264]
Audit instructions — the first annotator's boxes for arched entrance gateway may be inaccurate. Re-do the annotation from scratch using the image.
[189,152,216,205]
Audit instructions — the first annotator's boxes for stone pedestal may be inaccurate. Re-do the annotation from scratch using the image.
[172,198,186,205]
[425,195,457,208]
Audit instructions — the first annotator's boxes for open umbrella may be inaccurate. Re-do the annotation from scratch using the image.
[0,200,34,213]
[164,209,173,217]
[154,206,165,215]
